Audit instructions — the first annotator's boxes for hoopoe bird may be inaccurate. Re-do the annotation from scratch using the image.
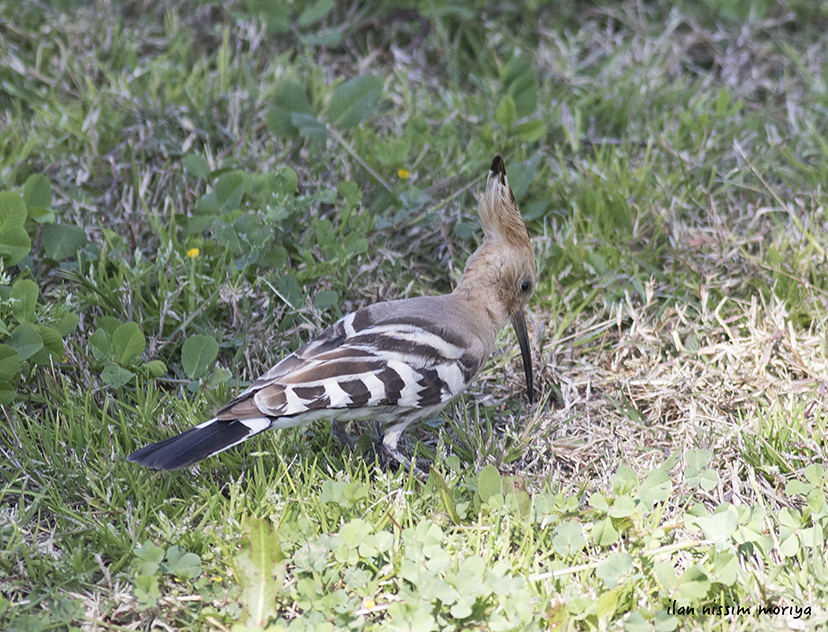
[127,155,535,471]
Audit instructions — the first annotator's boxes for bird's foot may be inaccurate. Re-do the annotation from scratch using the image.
[375,422,428,480]
[332,420,427,480]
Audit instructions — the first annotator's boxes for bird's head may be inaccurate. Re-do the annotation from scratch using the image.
[458,155,536,402]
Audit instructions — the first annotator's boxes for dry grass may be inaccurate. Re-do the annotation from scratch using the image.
[521,280,826,502]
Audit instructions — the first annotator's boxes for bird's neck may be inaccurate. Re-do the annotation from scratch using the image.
[453,251,509,336]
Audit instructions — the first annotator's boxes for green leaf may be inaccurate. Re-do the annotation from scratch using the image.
[297,0,333,27]
[183,154,210,179]
[803,463,824,486]
[235,518,285,628]
[503,476,531,516]
[505,154,542,202]
[375,138,410,166]
[715,87,730,117]
[143,360,167,378]
[478,464,502,504]
[266,82,314,138]
[10,278,38,324]
[677,564,711,600]
[699,468,719,491]
[0,191,31,265]
[262,245,287,269]
[779,528,800,557]
[112,322,146,364]
[778,507,801,529]
[799,523,824,549]
[97,316,121,336]
[8,323,43,361]
[552,520,586,557]
[313,290,338,311]
[41,224,88,261]
[501,58,538,118]
[343,232,367,257]
[26,206,55,224]
[101,365,135,388]
[182,334,219,380]
[53,311,79,337]
[31,325,63,364]
[495,95,516,130]
[654,609,679,632]
[688,505,738,543]
[291,113,330,143]
[589,492,609,511]
[0,345,20,382]
[652,561,679,591]
[134,540,165,567]
[592,517,619,546]
[639,467,672,510]
[276,167,298,195]
[214,171,247,212]
[259,0,291,35]
[88,328,112,361]
[133,574,161,608]
[0,381,14,406]
[315,219,336,252]
[507,74,539,119]
[596,588,619,620]
[278,273,303,308]
[514,119,547,142]
[625,611,651,632]
[685,448,712,472]
[213,220,245,254]
[712,551,739,586]
[0,191,27,230]
[194,193,219,217]
[596,552,633,589]
[23,174,52,208]
[338,180,362,205]
[266,108,294,138]
[807,487,826,513]
[785,479,810,496]
[165,546,202,579]
[327,75,383,129]
[610,464,638,495]
[609,495,636,518]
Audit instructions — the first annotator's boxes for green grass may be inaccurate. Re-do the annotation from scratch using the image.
[3,0,828,629]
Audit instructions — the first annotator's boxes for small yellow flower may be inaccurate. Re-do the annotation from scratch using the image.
[187,247,200,259]
[397,168,410,180]
[362,598,376,610]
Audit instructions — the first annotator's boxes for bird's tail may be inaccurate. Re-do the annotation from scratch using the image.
[126,417,271,471]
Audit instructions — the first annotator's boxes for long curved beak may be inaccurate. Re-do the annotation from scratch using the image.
[510,310,534,404]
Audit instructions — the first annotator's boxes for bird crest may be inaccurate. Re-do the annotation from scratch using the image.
[478,155,532,252]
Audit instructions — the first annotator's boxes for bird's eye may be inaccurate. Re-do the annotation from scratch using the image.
[520,278,532,293]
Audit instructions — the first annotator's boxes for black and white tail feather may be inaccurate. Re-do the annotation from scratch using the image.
[127,155,535,471]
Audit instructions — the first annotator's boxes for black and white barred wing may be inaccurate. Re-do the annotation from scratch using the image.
[218,302,486,421]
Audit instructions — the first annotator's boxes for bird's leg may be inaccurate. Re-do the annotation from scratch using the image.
[331,420,355,450]
[377,421,428,480]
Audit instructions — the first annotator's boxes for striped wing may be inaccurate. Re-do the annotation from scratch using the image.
[216,296,487,423]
